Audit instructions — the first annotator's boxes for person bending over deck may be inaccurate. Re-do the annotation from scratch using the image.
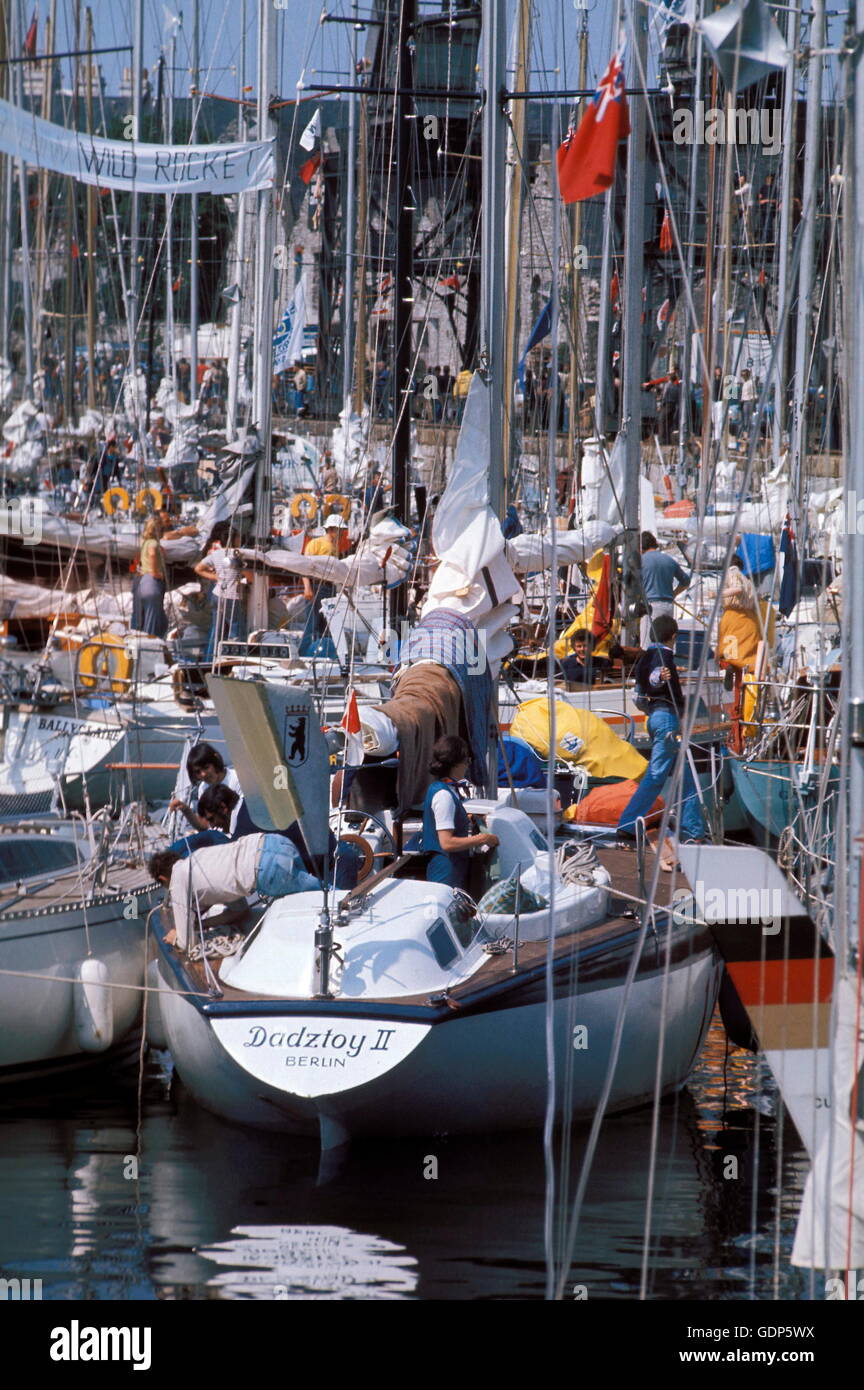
[617,615,705,859]
[149,834,321,951]
[168,743,241,831]
[198,782,362,890]
[421,736,498,890]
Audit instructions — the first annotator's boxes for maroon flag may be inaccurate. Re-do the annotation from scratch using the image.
[557,39,630,204]
[23,8,38,58]
[659,209,673,252]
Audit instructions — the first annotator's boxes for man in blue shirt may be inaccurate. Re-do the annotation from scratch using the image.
[639,531,690,647]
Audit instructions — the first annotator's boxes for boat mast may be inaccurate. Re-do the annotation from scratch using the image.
[772,0,800,467]
[189,0,200,408]
[790,0,825,537]
[129,0,144,418]
[501,0,531,497]
[62,0,80,428]
[676,17,704,480]
[391,0,415,551]
[12,0,34,395]
[33,0,56,372]
[341,1,359,413]
[620,5,648,640]
[0,1,10,375]
[226,0,247,442]
[842,0,864,964]
[353,78,368,416]
[565,2,588,477]
[163,16,177,393]
[480,0,507,522]
[84,7,97,410]
[249,0,276,630]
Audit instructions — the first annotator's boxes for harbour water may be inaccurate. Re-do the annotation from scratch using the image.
[0,1017,811,1301]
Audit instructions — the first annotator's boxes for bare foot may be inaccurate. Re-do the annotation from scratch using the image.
[659,837,678,872]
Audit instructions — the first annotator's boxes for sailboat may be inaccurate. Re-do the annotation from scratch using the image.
[150,0,723,1154]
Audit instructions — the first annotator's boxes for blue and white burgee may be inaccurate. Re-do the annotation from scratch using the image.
[273,277,307,375]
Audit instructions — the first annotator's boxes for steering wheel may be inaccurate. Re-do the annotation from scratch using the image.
[329,808,399,866]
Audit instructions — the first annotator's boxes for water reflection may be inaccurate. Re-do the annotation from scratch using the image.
[0,1016,810,1300]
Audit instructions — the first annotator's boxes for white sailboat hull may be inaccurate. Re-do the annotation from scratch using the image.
[156,937,721,1142]
[0,886,157,1077]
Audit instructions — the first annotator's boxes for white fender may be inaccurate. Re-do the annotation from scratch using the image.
[73,958,114,1053]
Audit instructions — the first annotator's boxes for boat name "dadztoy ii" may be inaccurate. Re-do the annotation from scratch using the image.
[243,1025,395,1060]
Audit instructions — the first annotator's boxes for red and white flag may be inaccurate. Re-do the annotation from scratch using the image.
[340,688,364,768]
[557,39,630,205]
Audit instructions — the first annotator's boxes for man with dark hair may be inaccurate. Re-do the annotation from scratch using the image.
[617,614,705,855]
[149,832,321,950]
[168,743,241,830]
[560,628,611,686]
[639,532,690,648]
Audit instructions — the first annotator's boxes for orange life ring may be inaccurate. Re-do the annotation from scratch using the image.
[290,492,318,521]
[324,492,351,521]
[102,486,130,515]
[135,486,163,514]
[77,632,133,694]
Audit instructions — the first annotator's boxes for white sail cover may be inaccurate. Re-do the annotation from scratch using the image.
[422,375,522,672]
[505,523,617,573]
[0,98,273,193]
[791,975,864,1269]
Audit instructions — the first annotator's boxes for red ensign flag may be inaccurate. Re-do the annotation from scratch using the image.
[557,40,630,205]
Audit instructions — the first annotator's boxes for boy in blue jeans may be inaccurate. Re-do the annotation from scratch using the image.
[618,614,706,856]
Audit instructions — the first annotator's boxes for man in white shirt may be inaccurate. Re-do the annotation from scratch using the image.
[149,833,321,951]
[740,368,757,438]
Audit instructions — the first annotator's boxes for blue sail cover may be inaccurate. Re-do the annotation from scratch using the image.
[736,533,775,578]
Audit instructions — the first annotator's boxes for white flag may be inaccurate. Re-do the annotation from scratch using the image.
[273,278,307,375]
[299,107,320,152]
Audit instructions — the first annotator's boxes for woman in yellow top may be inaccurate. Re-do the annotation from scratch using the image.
[135,515,168,638]
[717,565,775,744]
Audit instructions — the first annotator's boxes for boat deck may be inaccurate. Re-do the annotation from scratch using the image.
[172,843,687,1010]
[0,862,157,921]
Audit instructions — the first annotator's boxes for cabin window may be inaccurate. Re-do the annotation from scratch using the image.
[529,828,547,852]
[426,918,459,968]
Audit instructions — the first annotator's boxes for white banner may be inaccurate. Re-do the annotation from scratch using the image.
[0,97,274,194]
[273,278,307,375]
